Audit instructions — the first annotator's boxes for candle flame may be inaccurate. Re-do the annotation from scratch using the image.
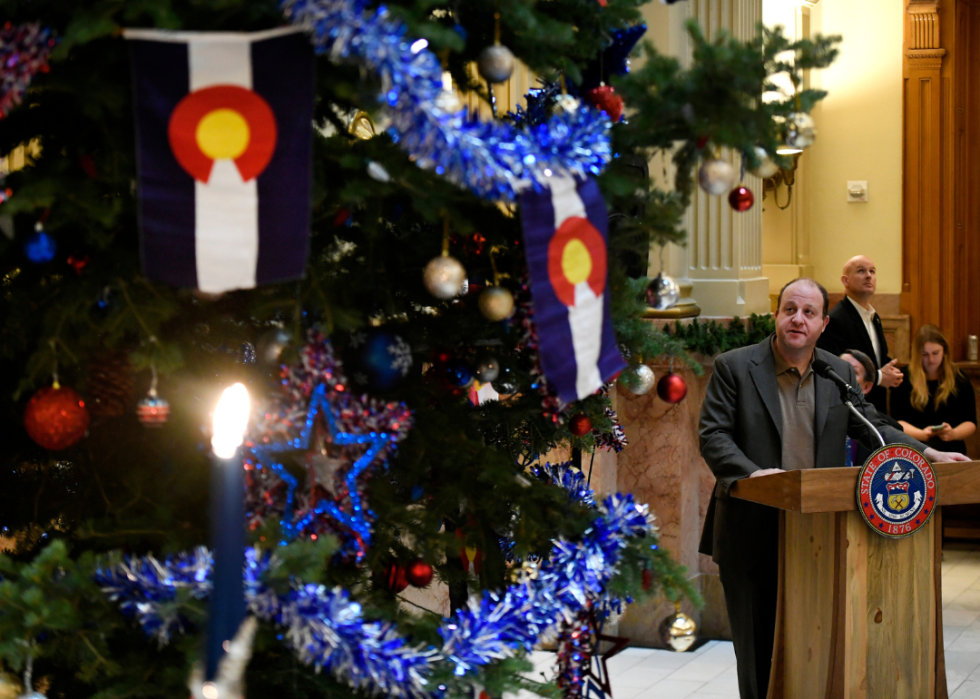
[212,383,250,458]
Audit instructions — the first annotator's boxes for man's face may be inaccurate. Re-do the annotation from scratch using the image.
[775,282,829,354]
[841,354,873,395]
[842,256,877,297]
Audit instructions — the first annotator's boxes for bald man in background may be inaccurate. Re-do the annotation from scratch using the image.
[817,255,903,413]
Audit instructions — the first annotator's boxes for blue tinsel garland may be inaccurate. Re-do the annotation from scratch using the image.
[97,493,655,699]
[280,0,613,201]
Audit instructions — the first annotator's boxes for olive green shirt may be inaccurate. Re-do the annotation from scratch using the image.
[772,339,816,471]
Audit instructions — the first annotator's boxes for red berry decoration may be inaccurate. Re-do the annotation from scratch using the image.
[67,253,90,275]
[385,561,409,593]
[585,85,624,122]
[569,413,592,437]
[79,153,98,179]
[24,384,90,450]
[656,372,688,404]
[406,559,434,588]
[728,185,754,212]
[431,347,454,365]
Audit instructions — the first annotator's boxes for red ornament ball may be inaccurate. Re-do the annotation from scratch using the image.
[385,562,409,593]
[585,85,624,122]
[656,372,688,404]
[406,559,434,588]
[24,385,90,450]
[728,185,755,212]
[569,413,592,437]
[641,568,653,592]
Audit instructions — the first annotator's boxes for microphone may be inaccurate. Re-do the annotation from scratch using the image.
[811,358,862,399]
[812,358,886,449]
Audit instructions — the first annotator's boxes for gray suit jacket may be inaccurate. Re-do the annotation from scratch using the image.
[698,337,923,566]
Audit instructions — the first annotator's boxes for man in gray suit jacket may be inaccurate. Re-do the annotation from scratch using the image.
[698,278,968,699]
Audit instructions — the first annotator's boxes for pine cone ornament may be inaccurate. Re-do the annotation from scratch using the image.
[86,352,135,417]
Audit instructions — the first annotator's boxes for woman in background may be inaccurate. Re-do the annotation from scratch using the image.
[892,325,977,455]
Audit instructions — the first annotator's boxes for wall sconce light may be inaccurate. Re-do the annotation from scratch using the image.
[762,152,802,209]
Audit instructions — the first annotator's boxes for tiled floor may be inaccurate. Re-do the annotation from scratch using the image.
[524,543,980,699]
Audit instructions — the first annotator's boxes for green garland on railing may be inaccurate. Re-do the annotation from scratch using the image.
[664,314,775,357]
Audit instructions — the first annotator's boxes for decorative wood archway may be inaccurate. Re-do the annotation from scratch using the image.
[903,0,980,360]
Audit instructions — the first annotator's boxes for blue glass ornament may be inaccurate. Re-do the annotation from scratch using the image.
[350,330,413,391]
[445,359,474,388]
[95,286,115,314]
[24,227,56,263]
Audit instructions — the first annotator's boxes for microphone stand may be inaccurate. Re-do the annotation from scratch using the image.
[837,385,886,450]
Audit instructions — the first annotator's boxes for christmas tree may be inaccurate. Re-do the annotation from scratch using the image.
[0,1,837,698]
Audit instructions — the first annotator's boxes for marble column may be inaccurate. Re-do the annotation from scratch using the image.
[671,0,770,317]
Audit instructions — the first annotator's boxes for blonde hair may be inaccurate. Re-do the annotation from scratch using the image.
[909,325,960,411]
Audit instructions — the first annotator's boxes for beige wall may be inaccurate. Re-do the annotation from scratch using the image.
[763,0,905,294]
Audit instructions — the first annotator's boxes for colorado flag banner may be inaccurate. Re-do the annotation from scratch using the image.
[125,28,314,293]
[520,176,625,402]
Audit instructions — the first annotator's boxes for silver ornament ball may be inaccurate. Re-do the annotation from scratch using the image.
[618,364,656,395]
[659,610,698,652]
[646,273,680,311]
[697,158,735,196]
[256,328,292,367]
[474,355,500,384]
[749,146,779,179]
[478,286,515,321]
[366,160,391,182]
[784,112,816,150]
[477,44,515,84]
[552,94,580,117]
[423,255,467,299]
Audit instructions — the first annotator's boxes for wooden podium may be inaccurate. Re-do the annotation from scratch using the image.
[730,461,980,699]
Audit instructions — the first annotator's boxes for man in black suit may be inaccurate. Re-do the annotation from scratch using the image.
[817,255,904,412]
[698,278,967,699]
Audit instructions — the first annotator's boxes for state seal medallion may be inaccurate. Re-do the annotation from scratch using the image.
[857,445,938,538]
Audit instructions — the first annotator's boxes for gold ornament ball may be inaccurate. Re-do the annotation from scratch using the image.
[785,112,816,150]
[478,286,515,321]
[0,673,21,699]
[749,146,779,179]
[658,610,698,652]
[477,44,515,84]
[423,256,467,299]
[697,158,735,196]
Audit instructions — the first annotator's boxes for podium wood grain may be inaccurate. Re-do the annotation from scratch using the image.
[729,462,980,699]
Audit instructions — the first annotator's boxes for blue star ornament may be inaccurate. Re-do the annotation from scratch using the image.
[578,23,647,94]
[245,335,413,559]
